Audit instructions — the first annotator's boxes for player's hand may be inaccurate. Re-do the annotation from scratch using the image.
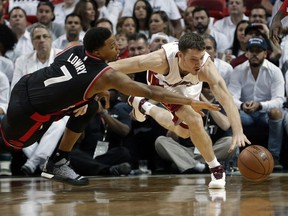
[73,104,88,117]
[228,133,251,153]
[191,100,220,116]
[94,91,110,109]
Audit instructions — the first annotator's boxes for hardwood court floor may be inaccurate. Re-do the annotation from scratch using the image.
[0,173,288,216]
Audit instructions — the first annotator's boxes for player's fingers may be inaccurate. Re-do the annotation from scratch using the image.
[228,143,236,153]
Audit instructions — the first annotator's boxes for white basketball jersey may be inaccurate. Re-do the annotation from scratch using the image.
[147,42,210,100]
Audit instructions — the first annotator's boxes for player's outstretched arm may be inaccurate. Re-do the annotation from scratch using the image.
[108,49,167,75]
[97,69,220,112]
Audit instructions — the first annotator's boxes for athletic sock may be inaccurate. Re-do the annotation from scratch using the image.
[142,101,154,115]
[52,150,70,163]
[206,157,221,169]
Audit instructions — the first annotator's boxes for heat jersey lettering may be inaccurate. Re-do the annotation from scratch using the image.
[67,53,87,74]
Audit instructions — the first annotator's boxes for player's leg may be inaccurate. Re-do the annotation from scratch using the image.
[22,116,70,175]
[128,96,189,138]
[176,105,226,189]
[41,101,99,186]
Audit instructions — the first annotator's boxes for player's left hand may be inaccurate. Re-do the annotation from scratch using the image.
[191,100,220,116]
[73,104,88,117]
[228,133,251,153]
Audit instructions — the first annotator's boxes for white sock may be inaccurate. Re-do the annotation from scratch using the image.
[206,157,221,169]
[142,101,154,115]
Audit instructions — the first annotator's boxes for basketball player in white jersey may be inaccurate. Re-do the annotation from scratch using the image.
[109,32,251,189]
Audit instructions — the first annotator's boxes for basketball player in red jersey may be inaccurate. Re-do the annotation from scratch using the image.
[0,27,218,185]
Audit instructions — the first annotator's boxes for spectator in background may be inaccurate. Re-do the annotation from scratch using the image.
[249,4,282,66]
[149,10,177,42]
[28,0,65,41]
[249,4,269,25]
[73,0,98,32]
[53,13,84,49]
[121,0,183,38]
[182,6,195,34]
[116,31,129,59]
[132,0,153,38]
[213,0,248,48]
[224,20,250,64]
[202,34,233,86]
[148,32,169,52]
[228,37,285,170]
[95,17,113,33]
[192,7,230,59]
[230,23,282,68]
[116,16,136,36]
[11,24,62,89]
[7,7,34,64]
[54,0,78,27]
[127,32,150,83]
[0,24,17,82]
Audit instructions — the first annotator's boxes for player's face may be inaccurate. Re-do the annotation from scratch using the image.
[179,48,206,74]
[98,36,119,62]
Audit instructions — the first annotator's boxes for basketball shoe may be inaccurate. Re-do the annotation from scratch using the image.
[41,158,89,186]
[128,96,148,122]
[208,165,226,189]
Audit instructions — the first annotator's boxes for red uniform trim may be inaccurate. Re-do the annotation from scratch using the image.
[84,66,112,100]
[19,112,51,142]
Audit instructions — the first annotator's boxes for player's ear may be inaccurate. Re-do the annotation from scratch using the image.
[93,50,101,58]
[177,51,182,59]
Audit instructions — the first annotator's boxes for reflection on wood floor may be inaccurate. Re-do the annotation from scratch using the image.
[0,173,288,216]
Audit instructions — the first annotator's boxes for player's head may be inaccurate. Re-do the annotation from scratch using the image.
[178,32,205,54]
[178,32,206,73]
[84,27,119,61]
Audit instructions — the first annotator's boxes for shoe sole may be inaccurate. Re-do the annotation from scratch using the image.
[208,183,225,189]
[41,172,89,186]
[128,97,146,122]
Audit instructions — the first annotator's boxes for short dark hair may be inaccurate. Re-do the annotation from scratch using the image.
[37,0,54,12]
[37,0,55,21]
[9,6,27,19]
[65,12,81,24]
[95,18,113,30]
[192,6,210,18]
[83,27,112,52]
[201,33,217,51]
[128,32,148,42]
[178,32,205,53]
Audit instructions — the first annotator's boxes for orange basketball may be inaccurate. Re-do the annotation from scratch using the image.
[237,145,274,181]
